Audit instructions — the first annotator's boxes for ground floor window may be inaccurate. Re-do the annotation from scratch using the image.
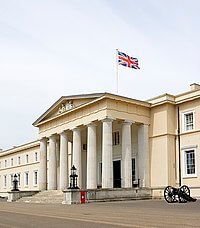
[132,158,136,181]
[24,172,29,186]
[10,174,14,188]
[183,148,197,178]
[98,163,102,187]
[33,171,38,186]
[3,175,7,188]
[17,173,21,186]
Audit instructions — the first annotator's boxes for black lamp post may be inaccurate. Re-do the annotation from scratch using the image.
[68,165,79,189]
[11,174,19,191]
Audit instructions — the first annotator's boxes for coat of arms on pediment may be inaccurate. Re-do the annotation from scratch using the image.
[58,100,75,114]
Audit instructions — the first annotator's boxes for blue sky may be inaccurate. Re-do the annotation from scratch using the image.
[0,0,200,149]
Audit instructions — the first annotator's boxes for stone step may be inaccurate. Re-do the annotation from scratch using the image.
[17,190,64,204]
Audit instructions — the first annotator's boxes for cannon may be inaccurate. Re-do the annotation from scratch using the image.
[164,185,197,203]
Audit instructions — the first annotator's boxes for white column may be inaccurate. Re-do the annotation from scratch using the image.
[87,123,97,189]
[60,132,68,190]
[49,135,57,190]
[39,138,47,191]
[138,124,149,187]
[102,118,113,188]
[122,121,132,188]
[72,128,82,188]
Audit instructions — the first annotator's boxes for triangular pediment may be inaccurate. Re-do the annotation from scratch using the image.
[33,93,105,126]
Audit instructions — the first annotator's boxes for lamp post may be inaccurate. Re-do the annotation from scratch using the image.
[11,174,19,191]
[68,165,79,189]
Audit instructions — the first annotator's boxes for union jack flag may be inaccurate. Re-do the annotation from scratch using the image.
[118,51,140,69]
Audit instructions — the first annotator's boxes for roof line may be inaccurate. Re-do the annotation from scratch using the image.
[33,93,106,126]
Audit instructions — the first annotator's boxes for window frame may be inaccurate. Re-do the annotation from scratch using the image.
[4,160,7,168]
[26,154,29,164]
[33,170,38,186]
[113,131,120,146]
[17,173,21,187]
[24,171,29,187]
[11,158,14,167]
[182,110,195,133]
[3,175,7,188]
[18,156,21,165]
[35,152,38,162]
[182,147,197,178]
[10,173,14,188]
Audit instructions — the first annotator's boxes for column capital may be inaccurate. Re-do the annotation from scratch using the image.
[59,131,69,137]
[39,137,48,142]
[49,134,57,141]
[139,123,150,126]
[123,120,134,125]
[101,116,115,123]
[86,122,97,127]
[71,126,82,132]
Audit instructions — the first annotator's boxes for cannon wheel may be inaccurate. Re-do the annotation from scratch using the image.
[179,185,190,203]
[164,186,176,203]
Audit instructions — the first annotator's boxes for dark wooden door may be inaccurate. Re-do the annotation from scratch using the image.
[113,160,121,188]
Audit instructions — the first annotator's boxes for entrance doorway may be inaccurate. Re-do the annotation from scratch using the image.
[113,160,121,188]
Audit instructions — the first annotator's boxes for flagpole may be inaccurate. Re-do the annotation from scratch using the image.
[116,49,119,94]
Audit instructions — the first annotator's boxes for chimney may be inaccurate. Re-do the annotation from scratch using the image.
[190,83,200,91]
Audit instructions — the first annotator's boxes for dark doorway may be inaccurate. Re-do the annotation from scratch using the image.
[113,160,121,188]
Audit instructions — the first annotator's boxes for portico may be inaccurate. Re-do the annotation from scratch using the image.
[35,93,150,191]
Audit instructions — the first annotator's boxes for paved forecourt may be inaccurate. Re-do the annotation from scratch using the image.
[0,200,200,227]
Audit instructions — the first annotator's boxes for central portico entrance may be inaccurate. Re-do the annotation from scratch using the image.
[113,160,121,188]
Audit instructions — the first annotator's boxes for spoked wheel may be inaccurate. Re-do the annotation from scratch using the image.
[179,185,190,203]
[164,186,176,203]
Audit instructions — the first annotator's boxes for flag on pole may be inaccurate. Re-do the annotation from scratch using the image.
[118,51,140,69]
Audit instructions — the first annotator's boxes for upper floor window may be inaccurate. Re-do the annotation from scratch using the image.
[18,156,21,165]
[26,154,29,164]
[35,152,38,162]
[183,111,195,132]
[113,131,120,145]
[4,160,7,168]
[11,158,14,166]
[182,148,197,178]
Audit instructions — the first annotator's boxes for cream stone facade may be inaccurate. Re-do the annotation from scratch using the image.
[1,84,200,198]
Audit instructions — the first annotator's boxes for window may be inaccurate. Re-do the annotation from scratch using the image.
[82,144,87,151]
[11,158,14,166]
[132,158,136,181]
[99,163,102,185]
[18,156,21,165]
[35,152,38,162]
[10,174,14,188]
[26,154,29,163]
[113,131,120,145]
[24,172,29,186]
[183,148,197,178]
[4,160,7,168]
[17,173,21,186]
[33,171,38,186]
[4,175,7,188]
[183,111,195,132]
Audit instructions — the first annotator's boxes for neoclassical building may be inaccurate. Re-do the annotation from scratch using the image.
[0,83,200,198]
